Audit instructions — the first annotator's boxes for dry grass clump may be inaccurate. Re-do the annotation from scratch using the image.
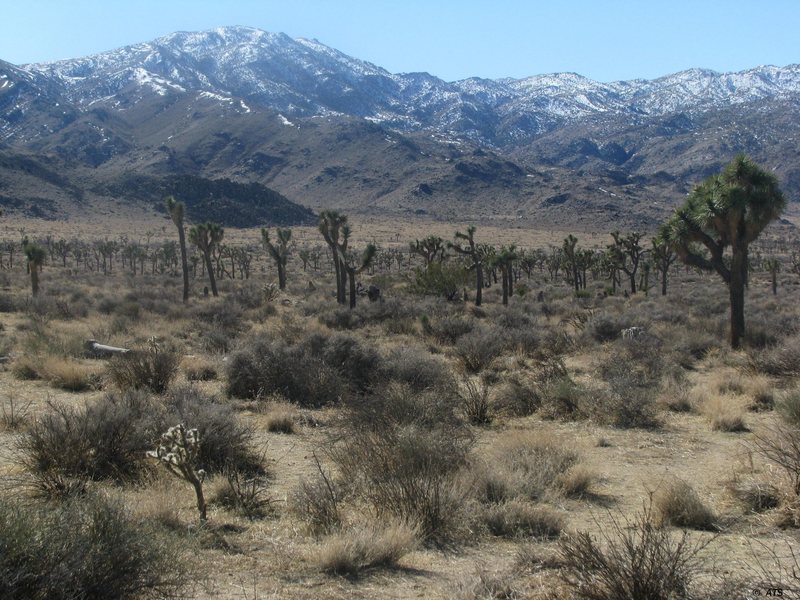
[39,356,101,392]
[556,465,596,499]
[482,500,564,538]
[265,407,297,434]
[701,393,749,432]
[559,505,712,600]
[455,327,506,373]
[474,432,582,503]
[290,466,342,536]
[652,478,718,530]
[315,520,419,576]
[777,386,800,426]
[491,373,541,417]
[727,480,781,513]
[182,355,218,381]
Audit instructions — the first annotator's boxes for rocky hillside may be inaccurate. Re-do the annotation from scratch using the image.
[0,26,797,229]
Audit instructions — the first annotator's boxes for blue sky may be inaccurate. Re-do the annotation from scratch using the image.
[2,1,797,82]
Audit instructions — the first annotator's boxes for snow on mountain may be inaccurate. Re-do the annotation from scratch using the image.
[7,26,800,147]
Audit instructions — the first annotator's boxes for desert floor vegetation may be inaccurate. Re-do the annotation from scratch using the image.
[0,212,799,598]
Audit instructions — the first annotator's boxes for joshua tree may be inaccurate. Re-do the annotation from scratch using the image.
[341,243,378,309]
[660,155,785,349]
[23,241,46,297]
[318,211,348,304]
[449,226,488,306]
[188,222,224,297]
[165,196,190,303]
[763,257,780,296]
[410,236,446,268]
[147,424,207,522]
[262,227,292,290]
[608,231,646,294]
[651,234,678,296]
[562,235,581,292]
[492,245,518,305]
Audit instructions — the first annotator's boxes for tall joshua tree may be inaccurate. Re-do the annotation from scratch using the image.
[449,226,487,307]
[660,155,785,349]
[24,241,46,297]
[165,196,190,303]
[188,222,224,297]
[318,211,348,304]
[492,245,518,306]
[651,234,677,296]
[341,242,378,309]
[262,227,292,290]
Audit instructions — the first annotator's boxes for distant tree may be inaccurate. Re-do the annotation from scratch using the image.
[492,245,518,306]
[188,222,224,297]
[23,241,46,297]
[262,227,292,290]
[763,257,780,296]
[660,155,786,348]
[410,236,446,268]
[562,235,580,292]
[651,234,678,296]
[608,231,646,294]
[449,226,488,306]
[165,196,190,303]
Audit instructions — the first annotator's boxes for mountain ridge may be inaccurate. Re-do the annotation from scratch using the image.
[1,26,798,229]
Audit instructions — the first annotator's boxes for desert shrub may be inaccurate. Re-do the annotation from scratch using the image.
[19,392,159,485]
[379,346,454,392]
[749,334,800,376]
[751,421,800,497]
[165,386,260,475]
[211,468,272,520]
[11,355,40,380]
[727,481,780,513]
[225,338,347,407]
[265,408,296,433]
[652,478,718,530]
[106,342,181,394]
[456,327,506,373]
[557,466,596,498]
[318,307,365,330]
[594,348,663,429]
[291,466,343,536]
[459,378,492,425]
[558,505,711,600]
[505,327,541,356]
[587,314,630,343]
[539,376,586,421]
[183,357,218,381]
[304,332,381,392]
[777,388,800,426]
[492,374,541,417]
[316,521,419,576]
[331,383,472,542]
[482,501,564,538]
[474,433,580,503]
[421,314,474,344]
[19,387,259,487]
[0,494,190,600]
[40,356,101,392]
[702,394,748,432]
[409,261,470,300]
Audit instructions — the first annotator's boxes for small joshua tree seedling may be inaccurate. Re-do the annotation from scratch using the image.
[147,424,207,522]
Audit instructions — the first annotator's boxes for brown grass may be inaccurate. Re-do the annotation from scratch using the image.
[652,477,718,531]
[315,520,419,576]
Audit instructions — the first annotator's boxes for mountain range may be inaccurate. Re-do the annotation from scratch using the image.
[1,25,798,229]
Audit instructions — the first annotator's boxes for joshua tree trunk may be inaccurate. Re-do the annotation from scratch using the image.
[501,269,509,306]
[475,266,483,307]
[278,263,287,290]
[30,264,39,297]
[348,267,357,309]
[204,252,218,297]
[729,247,747,350]
[178,227,189,303]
